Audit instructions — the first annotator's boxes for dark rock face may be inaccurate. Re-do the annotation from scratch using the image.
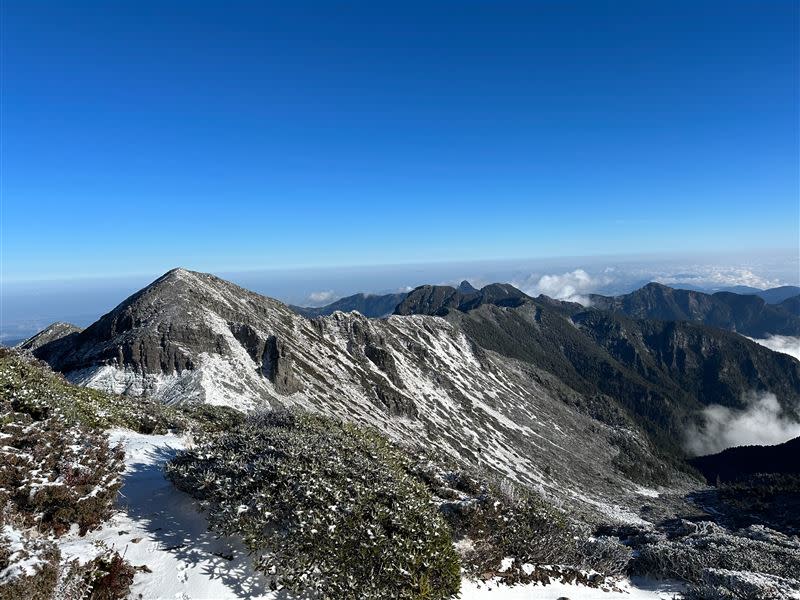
[588,282,800,337]
[262,336,302,395]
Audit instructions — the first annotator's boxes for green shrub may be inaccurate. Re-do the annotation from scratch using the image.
[166,409,461,599]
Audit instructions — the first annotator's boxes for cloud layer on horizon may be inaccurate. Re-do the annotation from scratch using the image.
[685,392,800,456]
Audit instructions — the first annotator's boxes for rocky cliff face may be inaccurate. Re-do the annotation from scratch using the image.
[28,268,690,523]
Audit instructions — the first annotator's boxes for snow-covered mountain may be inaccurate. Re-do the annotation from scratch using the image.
[26,268,685,520]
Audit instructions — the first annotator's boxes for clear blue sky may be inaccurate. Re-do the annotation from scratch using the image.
[3,1,798,281]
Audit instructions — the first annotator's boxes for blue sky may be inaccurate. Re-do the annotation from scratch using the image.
[2,1,798,282]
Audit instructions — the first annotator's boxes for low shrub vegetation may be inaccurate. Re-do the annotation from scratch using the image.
[410,457,632,585]
[0,524,61,600]
[166,409,462,599]
[53,549,138,600]
[1,399,125,536]
[0,348,243,436]
[630,520,800,585]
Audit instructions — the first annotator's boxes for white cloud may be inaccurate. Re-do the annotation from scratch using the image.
[308,290,336,304]
[655,267,783,290]
[686,392,800,456]
[748,335,800,362]
[516,269,611,305]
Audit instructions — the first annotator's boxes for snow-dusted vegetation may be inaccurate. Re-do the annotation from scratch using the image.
[0,349,239,599]
[410,457,632,585]
[166,409,462,599]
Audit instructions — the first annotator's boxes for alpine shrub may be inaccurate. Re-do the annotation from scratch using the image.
[0,524,61,600]
[166,409,461,599]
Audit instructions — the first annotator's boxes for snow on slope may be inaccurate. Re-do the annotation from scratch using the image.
[55,429,682,600]
[52,269,674,521]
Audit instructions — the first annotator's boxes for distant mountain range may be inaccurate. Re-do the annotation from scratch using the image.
[289,281,800,339]
[289,292,408,318]
[21,269,800,517]
[670,283,800,304]
[588,282,800,338]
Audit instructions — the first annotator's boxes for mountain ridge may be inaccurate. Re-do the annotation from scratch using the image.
[588,282,800,337]
[27,267,686,521]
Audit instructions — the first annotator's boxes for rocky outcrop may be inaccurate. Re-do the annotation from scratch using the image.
[18,322,83,366]
[262,335,302,395]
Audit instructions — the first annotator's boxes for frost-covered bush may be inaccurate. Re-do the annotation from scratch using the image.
[685,568,800,600]
[0,405,125,535]
[0,524,61,600]
[578,535,633,576]
[53,549,137,600]
[632,520,800,584]
[166,409,461,599]
[411,458,631,584]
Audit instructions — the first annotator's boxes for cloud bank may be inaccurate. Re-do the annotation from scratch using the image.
[516,269,611,305]
[748,335,800,362]
[308,290,336,304]
[686,392,800,456]
[654,267,782,290]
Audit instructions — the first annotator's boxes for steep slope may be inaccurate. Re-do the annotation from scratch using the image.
[397,285,800,458]
[17,321,82,353]
[27,268,679,519]
[588,283,800,337]
[289,291,408,318]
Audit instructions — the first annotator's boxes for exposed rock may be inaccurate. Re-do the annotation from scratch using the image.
[262,335,302,395]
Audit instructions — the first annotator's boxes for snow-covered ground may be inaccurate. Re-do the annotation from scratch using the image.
[57,429,683,600]
[460,577,683,599]
[59,430,277,600]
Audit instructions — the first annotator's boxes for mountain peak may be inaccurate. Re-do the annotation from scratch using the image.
[457,280,478,293]
[641,281,672,292]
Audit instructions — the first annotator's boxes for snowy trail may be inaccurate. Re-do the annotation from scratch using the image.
[60,430,279,600]
[58,429,682,600]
